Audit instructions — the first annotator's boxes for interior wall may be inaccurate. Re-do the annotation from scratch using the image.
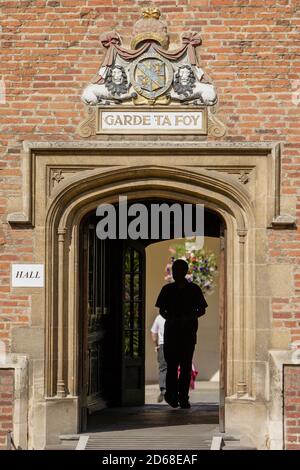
[145,237,220,383]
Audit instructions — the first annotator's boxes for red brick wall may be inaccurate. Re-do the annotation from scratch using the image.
[284,365,300,450]
[0,369,14,450]
[0,1,300,348]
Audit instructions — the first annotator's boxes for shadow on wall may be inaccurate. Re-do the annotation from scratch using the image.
[145,238,220,383]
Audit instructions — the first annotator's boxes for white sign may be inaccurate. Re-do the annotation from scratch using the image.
[12,264,44,288]
[97,107,207,134]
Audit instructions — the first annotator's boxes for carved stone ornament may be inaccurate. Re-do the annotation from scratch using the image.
[271,214,296,229]
[238,171,250,185]
[77,106,97,138]
[51,169,65,184]
[78,7,226,137]
[207,108,227,138]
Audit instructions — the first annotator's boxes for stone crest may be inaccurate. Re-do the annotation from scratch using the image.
[130,53,173,102]
[79,7,226,136]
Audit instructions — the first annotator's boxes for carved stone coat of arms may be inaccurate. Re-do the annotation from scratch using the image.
[79,7,225,137]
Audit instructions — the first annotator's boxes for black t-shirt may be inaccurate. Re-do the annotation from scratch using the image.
[155,280,208,344]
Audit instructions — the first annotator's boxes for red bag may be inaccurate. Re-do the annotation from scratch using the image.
[177,363,198,390]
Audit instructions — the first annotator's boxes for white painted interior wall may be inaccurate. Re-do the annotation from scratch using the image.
[145,237,220,383]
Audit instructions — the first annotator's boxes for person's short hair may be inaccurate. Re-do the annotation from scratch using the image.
[172,259,189,275]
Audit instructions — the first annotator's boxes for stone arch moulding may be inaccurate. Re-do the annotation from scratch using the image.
[44,160,254,399]
[6,141,297,445]
[6,141,296,230]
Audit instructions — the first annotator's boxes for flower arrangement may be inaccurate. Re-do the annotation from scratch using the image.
[165,244,218,294]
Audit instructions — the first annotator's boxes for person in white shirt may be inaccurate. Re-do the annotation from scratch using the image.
[151,314,167,403]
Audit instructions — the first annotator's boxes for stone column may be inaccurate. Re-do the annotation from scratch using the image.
[237,229,247,397]
[56,228,67,398]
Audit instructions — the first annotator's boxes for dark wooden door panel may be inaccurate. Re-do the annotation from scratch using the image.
[121,242,145,406]
[84,223,108,414]
[219,223,227,433]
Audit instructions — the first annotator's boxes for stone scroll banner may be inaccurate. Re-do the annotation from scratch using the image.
[96,107,207,135]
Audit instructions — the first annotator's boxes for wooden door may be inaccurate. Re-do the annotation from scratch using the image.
[81,222,108,427]
[121,241,146,406]
[219,222,227,432]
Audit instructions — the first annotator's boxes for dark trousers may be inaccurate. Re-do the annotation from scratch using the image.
[163,340,195,403]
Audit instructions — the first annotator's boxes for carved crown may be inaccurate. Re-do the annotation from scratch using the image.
[131,8,169,50]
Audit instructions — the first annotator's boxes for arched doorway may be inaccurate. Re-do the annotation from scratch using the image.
[44,164,255,443]
[78,201,226,432]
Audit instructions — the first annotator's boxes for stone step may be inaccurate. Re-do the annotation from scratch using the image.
[45,444,78,450]
[59,434,80,447]
[223,446,257,450]
[223,442,256,451]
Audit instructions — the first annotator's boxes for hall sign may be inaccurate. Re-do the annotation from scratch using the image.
[11,264,44,287]
[96,107,208,135]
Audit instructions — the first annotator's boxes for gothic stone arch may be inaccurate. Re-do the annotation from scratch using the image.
[8,141,289,449]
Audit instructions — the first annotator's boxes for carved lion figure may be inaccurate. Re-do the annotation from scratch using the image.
[81,65,136,105]
[170,65,217,106]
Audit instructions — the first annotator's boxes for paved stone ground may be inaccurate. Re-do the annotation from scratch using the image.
[85,404,219,450]
[47,382,221,450]
[81,382,220,450]
[46,382,256,450]
[145,381,219,405]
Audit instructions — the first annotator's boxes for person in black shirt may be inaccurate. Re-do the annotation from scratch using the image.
[155,259,208,409]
